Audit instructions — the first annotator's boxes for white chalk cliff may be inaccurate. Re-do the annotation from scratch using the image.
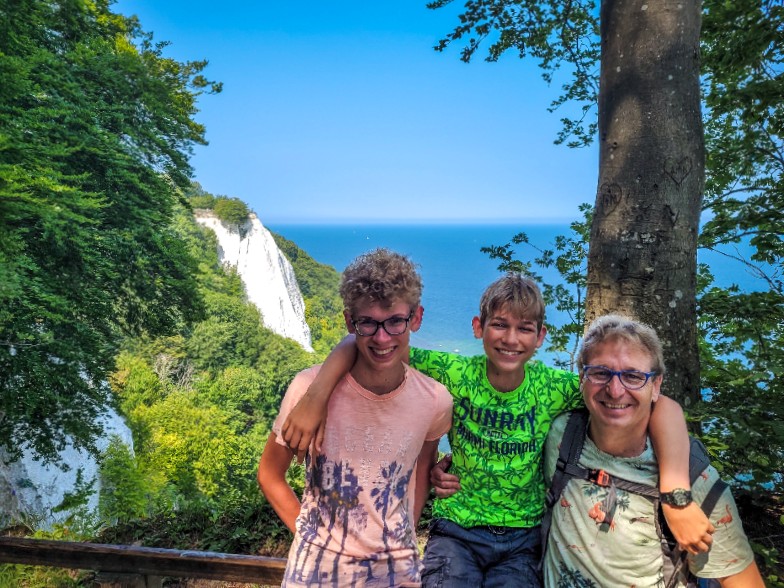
[0,408,133,529]
[194,210,313,352]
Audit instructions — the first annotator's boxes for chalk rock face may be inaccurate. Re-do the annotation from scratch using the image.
[0,408,133,529]
[194,210,313,352]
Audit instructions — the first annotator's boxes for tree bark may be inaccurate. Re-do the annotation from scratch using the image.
[586,0,704,407]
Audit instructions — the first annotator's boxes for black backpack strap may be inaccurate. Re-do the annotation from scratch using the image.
[540,409,590,566]
[686,436,730,517]
[663,437,730,588]
[700,477,729,518]
[543,408,661,541]
[546,408,590,509]
[688,437,711,483]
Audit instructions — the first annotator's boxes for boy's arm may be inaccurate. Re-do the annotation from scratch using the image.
[282,335,357,461]
[430,454,461,498]
[257,433,301,533]
[719,561,765,588]
[649,396,716,555]
[413,439,440,525]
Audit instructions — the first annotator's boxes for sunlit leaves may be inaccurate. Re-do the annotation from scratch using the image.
[428,0,600,146]
[0,0,219,461]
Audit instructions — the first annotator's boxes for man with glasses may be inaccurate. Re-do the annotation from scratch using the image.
[542,314,763,587]
[257,248,453,587]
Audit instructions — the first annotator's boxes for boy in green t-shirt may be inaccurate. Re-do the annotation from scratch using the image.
[282,272,713,587]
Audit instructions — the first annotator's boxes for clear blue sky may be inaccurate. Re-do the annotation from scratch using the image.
[115,0,598,224]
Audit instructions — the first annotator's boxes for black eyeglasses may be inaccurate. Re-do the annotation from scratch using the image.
[352,312,414,337]
[582,365,659,390]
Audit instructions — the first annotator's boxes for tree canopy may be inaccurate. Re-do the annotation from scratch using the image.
[0,0,221,461]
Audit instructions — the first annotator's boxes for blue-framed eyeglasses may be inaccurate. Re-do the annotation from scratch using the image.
[582,365,659,390]
[352,312,414,337]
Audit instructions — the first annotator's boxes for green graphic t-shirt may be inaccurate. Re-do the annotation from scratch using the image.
[409,348,581,528]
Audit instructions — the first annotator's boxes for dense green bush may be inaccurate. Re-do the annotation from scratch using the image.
[213,196,250,225]
[99,437,149,524]
[187,182,217,209]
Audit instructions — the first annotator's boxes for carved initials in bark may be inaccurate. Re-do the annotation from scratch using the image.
[663,157,693,186]
[598,183,622,216]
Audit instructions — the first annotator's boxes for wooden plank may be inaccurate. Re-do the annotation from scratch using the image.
[0,537,286,585]
[93,571,164,588]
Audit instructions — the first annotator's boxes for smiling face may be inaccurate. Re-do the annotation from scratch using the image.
[580,338,662,436]
[472,304,547,391]
[345,299,423,380]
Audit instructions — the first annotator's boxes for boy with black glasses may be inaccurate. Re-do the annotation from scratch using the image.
[257,248,452,587]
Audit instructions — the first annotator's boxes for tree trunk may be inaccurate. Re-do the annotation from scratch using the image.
[586,0,704,407]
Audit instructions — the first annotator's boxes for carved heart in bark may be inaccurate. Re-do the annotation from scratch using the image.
[598,182,622,216]
[664,156,693,185]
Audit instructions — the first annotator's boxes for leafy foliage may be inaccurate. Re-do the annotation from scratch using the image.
[695,286,783,494]
[427,0,600,147]
[83,195,330,558]
[272,231,346,356]
[106,205,315,511]
[0,0,220,462]
[694,0,784,501]
[97,484,293,558]
[186,181,218,209]
[99,437,149,524]
[0,0,337,573]
[213,196,250,225]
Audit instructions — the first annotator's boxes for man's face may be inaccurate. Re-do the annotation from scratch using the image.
[345,300,422,374]
[581,339,662,433]
[472,304,546,377]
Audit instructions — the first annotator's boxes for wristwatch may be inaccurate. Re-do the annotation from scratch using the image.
[660,488,693,507]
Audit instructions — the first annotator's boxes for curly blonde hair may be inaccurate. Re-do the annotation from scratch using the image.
[478,273,545,329]
[340,248,423,315]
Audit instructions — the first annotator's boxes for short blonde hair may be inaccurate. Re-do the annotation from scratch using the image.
[479,273,545,329]
[340,248,423,315]
[577,314,665,376]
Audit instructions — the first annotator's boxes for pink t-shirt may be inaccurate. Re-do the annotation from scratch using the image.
[272,364,453,587]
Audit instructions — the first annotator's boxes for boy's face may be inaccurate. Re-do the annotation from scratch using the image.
[345,299,423,374]
[472,304,546,378]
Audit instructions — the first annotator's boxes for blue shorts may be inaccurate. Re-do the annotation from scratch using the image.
[421,518,542,588]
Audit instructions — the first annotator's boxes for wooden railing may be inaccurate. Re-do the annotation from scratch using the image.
[0,536,286,587]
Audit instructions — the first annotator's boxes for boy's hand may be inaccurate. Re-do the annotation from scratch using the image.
[281,387,329,463]
[430,454,461,498]
[662,502,715,555]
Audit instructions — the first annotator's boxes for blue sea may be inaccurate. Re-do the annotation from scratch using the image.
[268,223,768,365]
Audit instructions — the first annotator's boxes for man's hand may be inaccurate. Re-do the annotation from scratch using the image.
[662,502,716,555]
[430,454,461,498]
[281,386,328,463]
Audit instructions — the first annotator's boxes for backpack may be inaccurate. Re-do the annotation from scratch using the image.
[542,409,728,588]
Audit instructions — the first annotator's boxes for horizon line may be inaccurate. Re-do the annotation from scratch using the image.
[263,217,580,226]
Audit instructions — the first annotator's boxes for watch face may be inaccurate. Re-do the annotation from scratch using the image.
[664,488,693,506]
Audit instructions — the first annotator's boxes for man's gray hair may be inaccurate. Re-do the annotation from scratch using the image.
[577,314,666,376]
